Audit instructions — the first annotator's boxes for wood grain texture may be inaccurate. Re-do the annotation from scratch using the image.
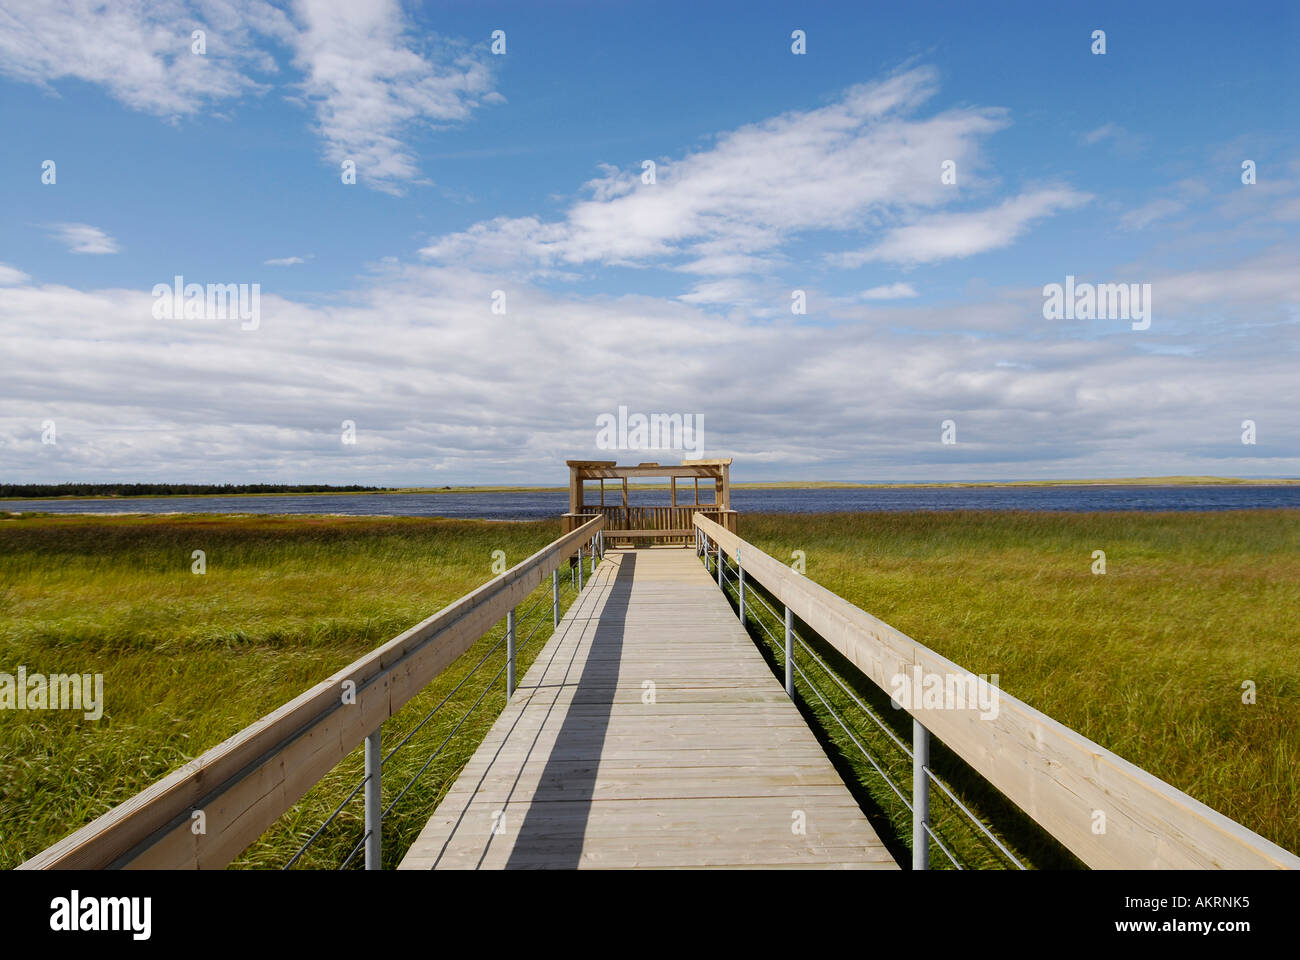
[694,515,1300,870]
[20,518,606,870]
[399,547,895,870]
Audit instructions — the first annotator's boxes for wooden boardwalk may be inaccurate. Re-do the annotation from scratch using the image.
[399,546,896,869]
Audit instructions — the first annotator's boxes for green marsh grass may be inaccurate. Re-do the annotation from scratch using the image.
[725,510,1300,867]
[2,509,1296,868]
[0,514,575,869]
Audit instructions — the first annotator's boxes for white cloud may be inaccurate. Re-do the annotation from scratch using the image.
[1120,198,1185,231]
[420,67,1017,272]
[1082,123,1120,145]
[0,0,497,193]
[1213,176,1300,225]
[264,255,310,265]
[677,278,768,305]
[0,263,31,285]
[677,252,782,276]
[1273,197,1300,222]
[49,223,120,255]
[289,0,497,195]
[1149,250,1300,314]
[0,0,282,118]
[860,282,918,300]
[835,188,1090,267]
[1080,123,1149,155]
[0,252,1296,484]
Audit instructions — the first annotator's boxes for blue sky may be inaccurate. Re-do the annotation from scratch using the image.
[1,1,1297,484]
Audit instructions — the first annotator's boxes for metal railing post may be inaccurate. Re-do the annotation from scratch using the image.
[717,542,724,587]
[552,569,559,627]
[737,549,745,625]
[578,546,584,591]
[784,605,794,697]
[913,719,930,870]
[590,539,596,577]
[506,607,516,699]
[364,726,382,870]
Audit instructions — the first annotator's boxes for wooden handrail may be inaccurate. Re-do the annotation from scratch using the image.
[694,513,1299,870]
[20,516,605,870]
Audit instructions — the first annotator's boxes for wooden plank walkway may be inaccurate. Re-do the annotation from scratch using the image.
[398,546,897,869]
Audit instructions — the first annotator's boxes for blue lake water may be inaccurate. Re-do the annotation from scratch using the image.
[2,485,1298,518]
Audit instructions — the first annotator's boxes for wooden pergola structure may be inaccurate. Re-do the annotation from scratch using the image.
[562,458,738,545]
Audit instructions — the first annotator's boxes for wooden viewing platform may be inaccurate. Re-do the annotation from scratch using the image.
[399,547,895,869]
[563,458,738,546]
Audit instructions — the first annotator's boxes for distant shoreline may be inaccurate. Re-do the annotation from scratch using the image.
[2,476,1298,501]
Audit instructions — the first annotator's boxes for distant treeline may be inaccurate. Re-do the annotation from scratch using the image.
[0,483,391,499]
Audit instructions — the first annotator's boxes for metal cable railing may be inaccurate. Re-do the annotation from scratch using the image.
[728,562,1020,866]
[777,592,1022,867]
[699,532,1024,870]
[284,621,519,869]
[378,579,566,818]
[710,548,950,864]
[285,528,605,870]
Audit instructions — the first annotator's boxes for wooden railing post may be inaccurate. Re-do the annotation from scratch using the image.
[20,515,606,870]
[689,513,1300,871]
